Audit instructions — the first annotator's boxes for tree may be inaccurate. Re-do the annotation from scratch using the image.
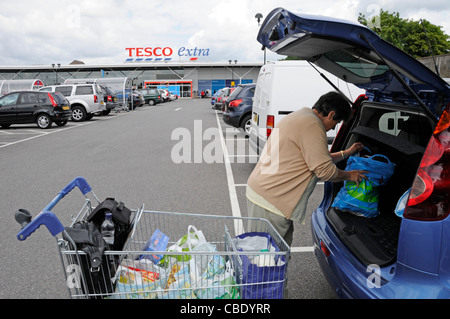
[358,9,450,58]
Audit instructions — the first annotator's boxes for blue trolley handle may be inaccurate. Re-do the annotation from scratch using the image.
[16,177,92,241]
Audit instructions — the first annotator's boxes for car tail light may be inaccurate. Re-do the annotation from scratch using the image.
[229,99,243,108]
[267,115,275,138]
[404,104,450,221]
[107,95,112,102]
[48,93,57,107]
[94,95,98,103]
[320,241,331,258]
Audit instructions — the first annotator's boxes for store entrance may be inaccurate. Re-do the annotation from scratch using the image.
[144,80,192,98]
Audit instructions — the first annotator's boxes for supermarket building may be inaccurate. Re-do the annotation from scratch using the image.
[0,59,263,98]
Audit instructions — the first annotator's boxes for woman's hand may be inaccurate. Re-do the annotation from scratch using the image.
[346,142,364,156]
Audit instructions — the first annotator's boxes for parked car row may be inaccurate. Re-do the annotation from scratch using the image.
[0,85,178,129]
[137,88,178,105]
[211,87,235,111]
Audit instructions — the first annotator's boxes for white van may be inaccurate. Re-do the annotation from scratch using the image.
[249,61,365,155]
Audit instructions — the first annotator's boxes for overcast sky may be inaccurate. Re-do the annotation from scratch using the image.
[0,0,448,66]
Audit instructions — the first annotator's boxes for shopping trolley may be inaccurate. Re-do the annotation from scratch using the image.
[16,176,290,299]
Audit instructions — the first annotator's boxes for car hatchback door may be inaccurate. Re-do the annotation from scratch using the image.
[0,92,20,124]
[256,8,449,114]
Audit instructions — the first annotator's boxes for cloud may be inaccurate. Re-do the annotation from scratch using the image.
[0,0,448,65]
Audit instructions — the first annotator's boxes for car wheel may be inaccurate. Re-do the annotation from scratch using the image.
[55,120,68,126]
[149,99,155,106]
[36,113,52,129]
[102,110,111,116]
[72,106,86,122]
[240,115,252,135]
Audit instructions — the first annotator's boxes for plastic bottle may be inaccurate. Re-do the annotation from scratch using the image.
[101,212,115,246]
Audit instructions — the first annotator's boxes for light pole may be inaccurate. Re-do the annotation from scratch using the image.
[52,63,61,84]
[255,13,266,64]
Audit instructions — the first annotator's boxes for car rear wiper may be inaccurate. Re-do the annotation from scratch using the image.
[359,33,438,124]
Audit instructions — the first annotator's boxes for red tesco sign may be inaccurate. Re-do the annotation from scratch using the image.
[125,47,174,57]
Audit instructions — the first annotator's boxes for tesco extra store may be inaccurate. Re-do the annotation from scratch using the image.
[0,46,263,98]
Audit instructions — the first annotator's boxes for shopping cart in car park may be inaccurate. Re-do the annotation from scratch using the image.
[15,176,290,299]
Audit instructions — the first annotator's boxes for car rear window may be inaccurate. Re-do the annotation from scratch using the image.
[38,92,51,104]
[325,48,389,78]
[75,85,94,95]
[55,86,73,96]
[229,86,243,99]
[51,92,67,104]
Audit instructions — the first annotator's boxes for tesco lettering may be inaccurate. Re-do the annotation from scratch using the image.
[125,47,210,58]
[125,47,173,57]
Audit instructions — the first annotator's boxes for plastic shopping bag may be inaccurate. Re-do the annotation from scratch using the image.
[159,264,196,299]
[112,259,161,299]
[194,260,240,299]
[332,154,396,218]
[160,225,209,265]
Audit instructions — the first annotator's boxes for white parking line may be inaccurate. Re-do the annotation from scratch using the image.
[215,111,243,232]
[0,117,116,149]
[291,246,315,253]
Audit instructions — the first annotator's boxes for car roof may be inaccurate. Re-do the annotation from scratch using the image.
[257,8,450,116]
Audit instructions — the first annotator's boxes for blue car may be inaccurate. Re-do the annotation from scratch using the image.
[258,8,450,298]
[223,83,256,134]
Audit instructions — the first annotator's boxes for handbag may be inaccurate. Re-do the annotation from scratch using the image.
[63,221,115,297]
[332,154,396,218]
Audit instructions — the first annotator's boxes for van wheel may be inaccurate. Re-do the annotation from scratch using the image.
[240,115,252,135]
[71,106,86,122]
[36,114,52,129]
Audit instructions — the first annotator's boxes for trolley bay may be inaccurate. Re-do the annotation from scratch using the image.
[3,99,336,299]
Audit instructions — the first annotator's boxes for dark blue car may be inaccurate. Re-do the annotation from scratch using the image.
[223,83,256,134]
[258,8,450,298]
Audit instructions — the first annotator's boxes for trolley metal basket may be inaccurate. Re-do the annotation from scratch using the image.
[16,177,290,299]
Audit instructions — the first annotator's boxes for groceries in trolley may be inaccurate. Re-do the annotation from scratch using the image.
[15,177,290,299]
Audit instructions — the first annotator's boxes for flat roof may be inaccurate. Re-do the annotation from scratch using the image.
[0,61,265,72]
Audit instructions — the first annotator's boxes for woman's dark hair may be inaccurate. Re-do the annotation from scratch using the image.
[312,91,351,122]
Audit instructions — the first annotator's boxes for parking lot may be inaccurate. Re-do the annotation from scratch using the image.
[1,98,336,299]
